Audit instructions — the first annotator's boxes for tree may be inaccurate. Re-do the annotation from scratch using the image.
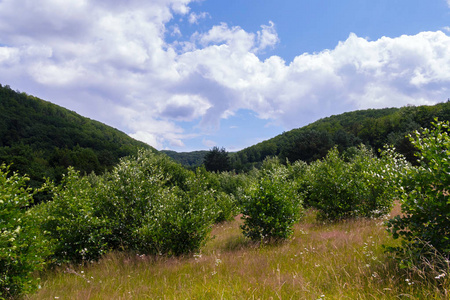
[0,164,51,298]
[386,119,450,262]
[204,146,230,172]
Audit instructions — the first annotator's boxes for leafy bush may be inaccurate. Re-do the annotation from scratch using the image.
[386,119,450,261]
[36,150,220,261]
[139,172,217,255]
[196,168,243,223]
[303,147,354,220]
[35,168,109,263]
[241,157,303,242]
[95,150,168,252]
[304,145,401,221]
[99,150,218,256]
[0,164,51,298]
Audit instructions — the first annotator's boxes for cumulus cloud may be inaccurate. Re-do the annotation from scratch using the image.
[196,21,279,53]
[177,30,450,130]
[0,0,449,150]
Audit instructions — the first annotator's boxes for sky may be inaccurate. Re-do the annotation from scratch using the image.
[0,0,450,152]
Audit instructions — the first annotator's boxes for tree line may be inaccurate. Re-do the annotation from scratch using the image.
[0,84,154,201]
[230,101,450,171]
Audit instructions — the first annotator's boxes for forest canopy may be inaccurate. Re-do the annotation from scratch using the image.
[230,101,450,171]
[0,84,154,195]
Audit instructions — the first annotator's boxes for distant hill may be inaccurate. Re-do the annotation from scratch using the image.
[0,84,155,192]
[161,150,208,169]
[230,101,450,171]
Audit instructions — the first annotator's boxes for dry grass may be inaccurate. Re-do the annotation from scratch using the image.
[29,207,449,299]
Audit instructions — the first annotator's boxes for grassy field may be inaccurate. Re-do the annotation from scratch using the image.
[29,207,449,299]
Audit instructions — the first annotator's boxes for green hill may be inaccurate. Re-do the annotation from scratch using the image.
[0,84,154,193]
[3,82,449,178]
[230,101,450,171]
[161,150,208,169]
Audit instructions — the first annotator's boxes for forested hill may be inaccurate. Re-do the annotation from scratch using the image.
[161,150,208,169]
[231,101,450,171]
[0,84,154,189]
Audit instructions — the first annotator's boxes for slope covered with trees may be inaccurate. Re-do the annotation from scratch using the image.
[231,101,450,171]
[161,150,208,169]
[0,84,154,192]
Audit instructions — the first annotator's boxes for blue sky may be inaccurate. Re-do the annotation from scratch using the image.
[186,0,448,60]
[0,0,449,151]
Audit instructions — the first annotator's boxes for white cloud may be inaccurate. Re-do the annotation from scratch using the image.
[196,22,279,54]
[159,94,211,121]
[256,21,279,52]
[188,12,209,24]
[447,0,450,8]
[177,30,450,130]
[0,0,449,150]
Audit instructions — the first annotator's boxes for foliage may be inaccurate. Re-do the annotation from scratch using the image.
[386,119,450,262]
[279,129,335,163]
[97,150,216,255]
[140,172,217,256]
[195,167,247,223]
[303,145,402,221]
[35,150,218,261]
[34,169,109,263]
[0,84,154,197]
[0,164,51,299]
[240,157,303,242]
[161,150,208,169]
[204,147,231,173]
[231,102,450,171]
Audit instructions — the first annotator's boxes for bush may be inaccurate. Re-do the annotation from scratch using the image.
[95,150,168,252]
[96,150,216,256]
[241,157,303,242]
[36,150,220,261]
[0,164,51,298]
[304,145,401,221]
[196,168,243,223]
[139,173,216,255]
[386,119,450,261]
[35,168,109,263]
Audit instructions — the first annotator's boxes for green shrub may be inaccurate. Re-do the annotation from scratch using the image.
[203,169,243,223]
[140,175,216,256]
[97,150,216,256]
[303,147,354,220]
[304,145,400,221]
[36,149,220,261]
[36,168,109,263]
[241,157,303,242]
[95,150,168,251]
[212,191,237,223]
[0,164,51,298]
[386,119,450,261]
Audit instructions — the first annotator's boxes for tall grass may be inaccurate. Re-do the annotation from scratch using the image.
[30,209,448,299]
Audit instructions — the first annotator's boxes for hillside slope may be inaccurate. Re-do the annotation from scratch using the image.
[0,84,154,190]
[231,102,450,171]
[161,150,208,169]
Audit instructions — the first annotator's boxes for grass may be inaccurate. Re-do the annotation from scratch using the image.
[29,208,449,299]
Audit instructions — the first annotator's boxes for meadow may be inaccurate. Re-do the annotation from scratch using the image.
[30,207,448,300]
[2,120,448,299]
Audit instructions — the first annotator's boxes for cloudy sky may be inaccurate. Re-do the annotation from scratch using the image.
[1,0,449,151]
